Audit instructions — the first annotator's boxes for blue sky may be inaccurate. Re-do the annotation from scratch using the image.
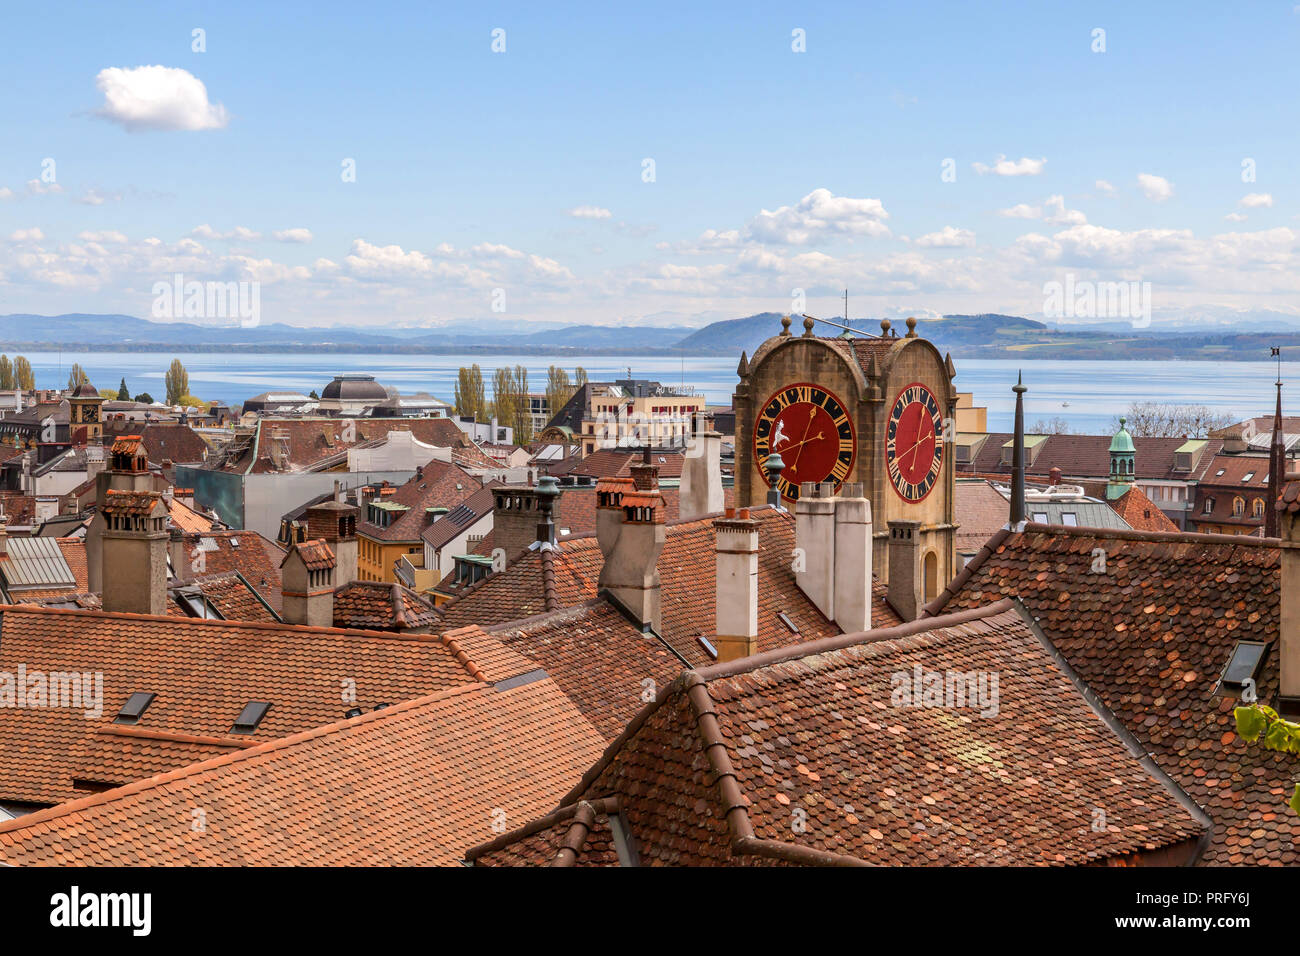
[2,1,1299,328]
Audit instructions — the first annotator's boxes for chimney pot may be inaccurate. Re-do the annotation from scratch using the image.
[1278,471,1300,715]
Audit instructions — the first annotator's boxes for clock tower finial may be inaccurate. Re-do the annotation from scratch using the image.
[1009,372,1027,528]
[1268,353,1285,538]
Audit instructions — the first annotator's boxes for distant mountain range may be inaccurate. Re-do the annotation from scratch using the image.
[0,311,1297,361]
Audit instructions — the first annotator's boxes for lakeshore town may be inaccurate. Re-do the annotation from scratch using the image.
[0,313,1293,868]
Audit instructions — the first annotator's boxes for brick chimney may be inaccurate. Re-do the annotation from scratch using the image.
[304,483,359,586]
[597,453,665,631]
[680,412,723,521]
[714,508,758,662]
[887,519,923,621]
[0,516,8,565]
[281,539,337,628]
[794,482,873,632]
[1277,473,1300,715]
[595,476,633,558]
[1049,466,1063,487]
[101,490,168,615]
[88,434,156,594]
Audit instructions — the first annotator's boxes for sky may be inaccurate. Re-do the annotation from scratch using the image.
[2,1,1300,330]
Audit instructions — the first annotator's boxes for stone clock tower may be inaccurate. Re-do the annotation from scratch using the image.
[734,314,957,599]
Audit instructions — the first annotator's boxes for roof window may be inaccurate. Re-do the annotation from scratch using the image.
[115,692,156,724]
[232,700,272,734]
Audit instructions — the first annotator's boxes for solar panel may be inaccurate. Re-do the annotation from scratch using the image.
[232,700,272,733]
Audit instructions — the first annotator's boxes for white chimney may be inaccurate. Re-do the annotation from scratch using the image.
[714,508,759,663]
[832,486,872,634]
[680,412,723,521]
[795,482,837,621]
[596,458,665,631]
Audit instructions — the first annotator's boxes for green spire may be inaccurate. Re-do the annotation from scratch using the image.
[1107,417,1136,499]
[1108,416,1136,454]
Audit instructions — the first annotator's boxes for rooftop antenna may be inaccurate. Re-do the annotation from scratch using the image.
[843,289,849,324]
[1008,371,1027,530]
[800,313,886,339]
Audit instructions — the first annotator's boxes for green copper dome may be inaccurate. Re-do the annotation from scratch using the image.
[1109,417,1136,454]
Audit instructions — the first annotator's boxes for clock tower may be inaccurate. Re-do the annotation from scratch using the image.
[734,314,957,596]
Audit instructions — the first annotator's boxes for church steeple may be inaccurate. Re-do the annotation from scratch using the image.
[1106,417,1136,501]
[1008,372,1026,528]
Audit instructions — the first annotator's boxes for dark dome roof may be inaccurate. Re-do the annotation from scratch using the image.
[70,382,99,399]
[320,374,388,402]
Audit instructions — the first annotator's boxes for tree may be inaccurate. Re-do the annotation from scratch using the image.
[0,356,12,391]
[1233,703,1300,817]
[1028,417,1075,435]
[308,389,319,400]
[455,365,485,420]
[574,366,588,387]
[545,366,573,424]
[512,364,532,443]
[67,363,89,390]
[134,392,154,404]
[490,366,516,433]
[1111,402,1233,439]
[116,378,130,401]
[98,389,118,401]
[164,358,189,406]
[13,356,34,391]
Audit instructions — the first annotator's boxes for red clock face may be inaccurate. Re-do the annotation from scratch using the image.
[754,383,855,501]
[886,382,944,502]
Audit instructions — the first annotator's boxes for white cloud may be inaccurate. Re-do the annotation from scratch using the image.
[190,224,262,241]
[9,228,45,242]
[1095,179,1116,194]
[998,203,1041,219]
[1043,195,1087,226]
[1225,212,1248,222]
[1138,173,1174,202]
[746,188,890,244]
[272,228,314,243]
[0,187,13,201]
[1240,192,1274,209]
[914,226,975,248]
[567,206,612,220]
[77,230,128,243]
[26,179,63,196]
[74,187,123,206]
[94,65,229,132]
[973,155,1046,176]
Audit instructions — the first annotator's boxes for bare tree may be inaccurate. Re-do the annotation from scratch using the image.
[1111,402,1233,438]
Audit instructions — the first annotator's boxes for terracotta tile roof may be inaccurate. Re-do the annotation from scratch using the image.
[929,524,1299,865]
[469,603,1206,866]
[0,676,607,865]
[168,571,281,624]
[110,434,144,456]
[570,449,685,479]
[954,479,1011,553]
[1111,485,1179,532]
[289,538,336,571]
[0,604,503,805]
[165,495,217,533]
[421,483,499,550]
[1280,473,1300,514]
[477,599,684,739]
[55,537,88,591]
[437,507,901,664]
[101,489,164,516]
[357,461,482,542]
[959,432,1226,482]
[103,421,210,465]
[211,417,473,475]
[173,530,284,612]
[333,580,440,631]
[70,725,252,790]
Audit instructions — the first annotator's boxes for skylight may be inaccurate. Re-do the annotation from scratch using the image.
[1219,641,1268,692]
[232,701,272,734]
[115,692,156,724]
[1242,473,1255,483]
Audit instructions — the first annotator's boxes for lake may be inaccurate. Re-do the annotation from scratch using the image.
[13,350,1289,435]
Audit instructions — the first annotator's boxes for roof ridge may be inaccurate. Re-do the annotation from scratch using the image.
[0,682,492,837]
[694,600,1016,682]
[94,725,254,749]
[0,602,452,643]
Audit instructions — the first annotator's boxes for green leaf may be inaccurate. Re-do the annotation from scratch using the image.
[1290,784,1300,818]
[1236,705,1267,742]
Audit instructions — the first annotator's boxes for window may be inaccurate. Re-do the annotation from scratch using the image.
[1242,472,1255,483]
[232,701,272,734]
[1232,497,1245,517]
[115,692,156,724]
[1253,499,1266,518]
[1061,512,1078,526]
[1219,641,1268,693]
[1031,512,1049,524]
[1203,498,1214,514]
